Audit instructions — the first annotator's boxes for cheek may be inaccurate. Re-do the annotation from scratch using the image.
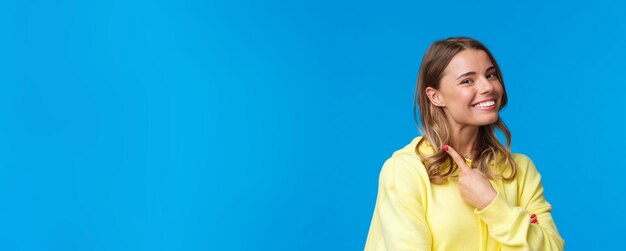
[494,81,504,94]
[455,90,475,106]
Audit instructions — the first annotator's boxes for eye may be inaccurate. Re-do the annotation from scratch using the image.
[461,79,473,84]
[486,73,498,79]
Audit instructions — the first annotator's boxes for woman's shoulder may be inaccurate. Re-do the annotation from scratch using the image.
[387,136,428,163]
[510,152,532,163]
[383,135,439,174]
[504,152,541,179]
[378,136,430,194]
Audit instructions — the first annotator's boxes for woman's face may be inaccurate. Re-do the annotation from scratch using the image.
[427,49,503,128]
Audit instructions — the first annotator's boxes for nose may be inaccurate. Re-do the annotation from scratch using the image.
[478,76,494,94]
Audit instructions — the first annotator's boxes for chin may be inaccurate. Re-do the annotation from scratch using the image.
[477,114,500,126]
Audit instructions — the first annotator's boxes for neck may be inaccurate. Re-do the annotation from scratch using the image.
[449,123,479,159]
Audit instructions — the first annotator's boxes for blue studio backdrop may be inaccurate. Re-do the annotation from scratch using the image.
[1,0,625,250]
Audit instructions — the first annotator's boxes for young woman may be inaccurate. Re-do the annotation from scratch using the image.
[364,37,564,250]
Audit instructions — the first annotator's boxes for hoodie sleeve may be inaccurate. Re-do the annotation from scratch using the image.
[365,156,432,250]
[474,154,565,251]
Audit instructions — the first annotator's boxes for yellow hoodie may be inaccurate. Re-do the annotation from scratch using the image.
[364,136,564,250]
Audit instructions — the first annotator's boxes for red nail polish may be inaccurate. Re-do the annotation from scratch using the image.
[531,219,538,224]
[443,145,449,151]
[531,214,536,219]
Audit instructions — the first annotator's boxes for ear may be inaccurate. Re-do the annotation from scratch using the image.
[425,87,445,107]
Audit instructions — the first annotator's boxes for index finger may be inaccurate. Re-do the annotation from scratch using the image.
[443,144,470,172]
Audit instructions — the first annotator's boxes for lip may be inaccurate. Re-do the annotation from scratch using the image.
[473,103,497,110]
[471,99,495,106]
[471,99,497,110]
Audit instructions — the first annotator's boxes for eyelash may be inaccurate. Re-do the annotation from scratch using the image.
[461,73,498,84]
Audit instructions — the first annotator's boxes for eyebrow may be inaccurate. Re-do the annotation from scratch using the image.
[455,66,497,80]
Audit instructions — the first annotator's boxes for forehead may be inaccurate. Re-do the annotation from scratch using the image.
[443,49,494,77]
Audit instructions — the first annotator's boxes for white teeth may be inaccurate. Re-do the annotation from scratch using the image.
[474,101,495,108]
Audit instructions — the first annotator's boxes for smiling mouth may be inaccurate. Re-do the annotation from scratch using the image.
[472,100,496,110]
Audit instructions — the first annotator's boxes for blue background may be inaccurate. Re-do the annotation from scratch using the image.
[1,0,624,250]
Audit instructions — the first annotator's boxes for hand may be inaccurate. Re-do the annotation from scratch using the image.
[443,145,497,210]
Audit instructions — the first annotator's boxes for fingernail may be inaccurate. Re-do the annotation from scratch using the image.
[531,214,536,219]
[443,145,449,152]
